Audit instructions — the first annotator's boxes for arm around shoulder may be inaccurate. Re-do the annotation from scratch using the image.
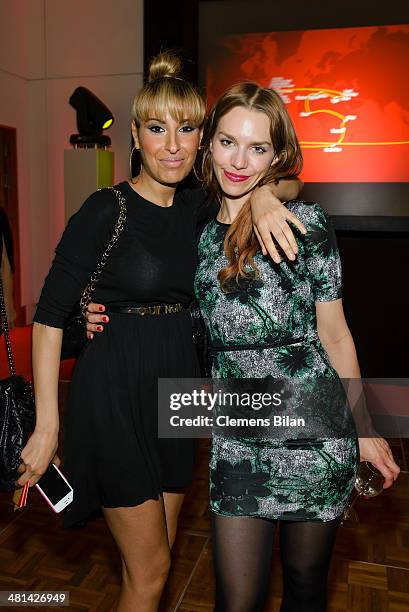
[250,182,307,263]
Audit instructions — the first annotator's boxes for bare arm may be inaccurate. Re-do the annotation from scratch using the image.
[17,323,61,487]
[316,299,400,488]
[250,179,306,263]
[316,299,360,378]
[272,177,304,201]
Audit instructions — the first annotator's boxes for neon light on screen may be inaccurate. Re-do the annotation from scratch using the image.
[206,24,409,182]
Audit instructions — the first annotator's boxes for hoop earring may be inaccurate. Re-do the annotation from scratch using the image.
[193,146,205,181]
[129,146,139,182]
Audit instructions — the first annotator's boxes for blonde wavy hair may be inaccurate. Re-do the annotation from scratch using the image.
[198,82,303,290]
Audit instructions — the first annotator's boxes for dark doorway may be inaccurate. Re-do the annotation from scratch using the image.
[0,125,24,326]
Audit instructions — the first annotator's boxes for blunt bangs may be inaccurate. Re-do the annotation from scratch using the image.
[132,79,206,128]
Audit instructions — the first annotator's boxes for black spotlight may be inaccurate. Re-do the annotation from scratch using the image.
[69,87,114,148]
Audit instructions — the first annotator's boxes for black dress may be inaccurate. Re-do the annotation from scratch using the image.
[34,181,212,527]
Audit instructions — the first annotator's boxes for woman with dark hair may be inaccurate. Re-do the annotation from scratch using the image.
[194,81,400,611]
[17,53,304,612]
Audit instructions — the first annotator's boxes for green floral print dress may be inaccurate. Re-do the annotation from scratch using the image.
[195,201,359,522]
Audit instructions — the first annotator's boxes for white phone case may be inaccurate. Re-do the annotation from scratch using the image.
[35,463,73,513]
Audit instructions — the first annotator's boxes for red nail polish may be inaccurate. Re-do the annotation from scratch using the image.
[103,316,108,322]
[97,326,103,331]
[99,306,105,312]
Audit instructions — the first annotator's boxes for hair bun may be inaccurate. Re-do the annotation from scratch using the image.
[148,51,182,82]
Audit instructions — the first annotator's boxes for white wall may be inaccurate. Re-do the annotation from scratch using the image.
[0,0,144,318]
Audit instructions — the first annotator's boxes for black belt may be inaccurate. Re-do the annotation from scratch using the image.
[108,303,189,316]
[209,337,305,352]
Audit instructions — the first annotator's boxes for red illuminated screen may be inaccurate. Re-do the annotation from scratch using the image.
[206,25,409,182]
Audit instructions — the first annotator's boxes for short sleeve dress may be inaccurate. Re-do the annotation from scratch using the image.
[34,181,211,527]
[195,201,359,522]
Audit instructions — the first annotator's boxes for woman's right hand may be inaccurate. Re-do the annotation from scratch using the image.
[86,302,109,339]
[358,437,400,489]
[17,429,59,487]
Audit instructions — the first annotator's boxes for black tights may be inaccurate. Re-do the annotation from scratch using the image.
[212,514,340,612]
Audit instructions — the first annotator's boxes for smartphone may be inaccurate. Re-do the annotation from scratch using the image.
[35,463,73,513]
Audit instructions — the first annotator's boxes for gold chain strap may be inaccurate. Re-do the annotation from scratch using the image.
[79,187,127,315]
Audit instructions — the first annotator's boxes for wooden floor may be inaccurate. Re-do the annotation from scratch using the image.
[0,383,408,611]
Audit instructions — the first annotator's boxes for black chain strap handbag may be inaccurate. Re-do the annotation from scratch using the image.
[61,187,127,359]
[0,274,35,491]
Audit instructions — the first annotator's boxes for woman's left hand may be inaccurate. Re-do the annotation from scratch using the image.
[358,437,400,489]
[250,185,307,263]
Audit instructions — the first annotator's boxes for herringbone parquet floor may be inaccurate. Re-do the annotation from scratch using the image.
[0,383,408,611]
